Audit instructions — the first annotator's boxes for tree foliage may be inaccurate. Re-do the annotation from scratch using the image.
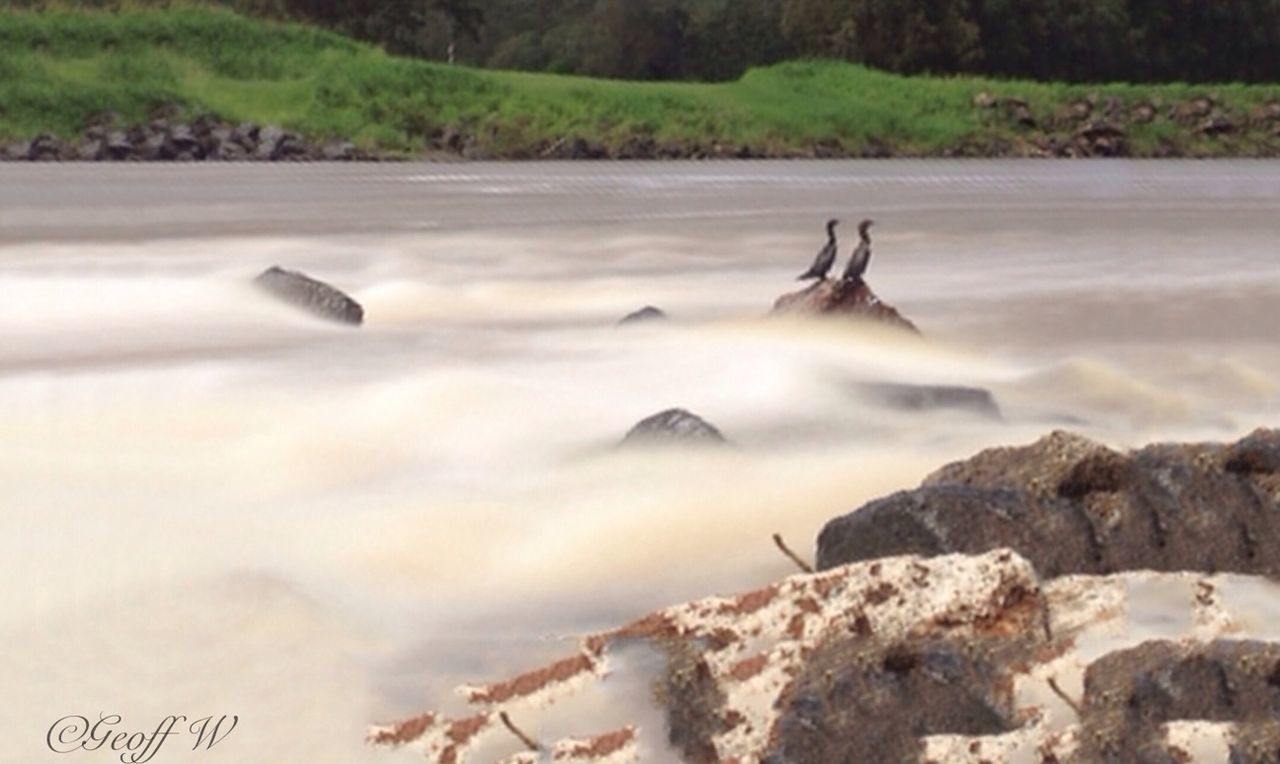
[214,0,1280,83]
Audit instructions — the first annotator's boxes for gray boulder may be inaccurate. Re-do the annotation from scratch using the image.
[816,428,1280,579]
[3,140,31,160]
[231,122,260,150]
[76,139,104,161]
[28,134,65,161]
[854,382,1001,419]
[617,306,667,326]
[254,266,364,326]
[766,637,1025,764]
[104,131,133,160]
[254,125,285,160]
[621,409,726,446]
[321,141,358,161]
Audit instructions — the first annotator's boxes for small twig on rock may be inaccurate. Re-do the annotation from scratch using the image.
[1046,676,1083,717]
[499,711,541,752]
[772,533,814,574]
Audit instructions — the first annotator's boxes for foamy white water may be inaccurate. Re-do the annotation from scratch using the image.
[1,162,1278,762]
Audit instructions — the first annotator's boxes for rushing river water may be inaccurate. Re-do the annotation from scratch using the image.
[2,161,1279,761]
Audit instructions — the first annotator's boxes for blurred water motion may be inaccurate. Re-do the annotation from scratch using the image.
[1,162,1278,762]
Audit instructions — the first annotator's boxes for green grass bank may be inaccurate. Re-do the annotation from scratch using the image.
[3,6,1280,158]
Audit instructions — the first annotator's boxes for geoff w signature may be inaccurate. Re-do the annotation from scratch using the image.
[47,713,238,762]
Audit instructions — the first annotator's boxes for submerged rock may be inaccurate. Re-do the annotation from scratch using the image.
[616,306,667,326]
[771,280,920,334]
[254,266,364,325]
[855,382,1002,419]
[817,428,1280,579]
[620,408,726,446]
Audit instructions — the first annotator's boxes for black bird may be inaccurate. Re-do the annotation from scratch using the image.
[797,219,840,281]
[840,219,875,285]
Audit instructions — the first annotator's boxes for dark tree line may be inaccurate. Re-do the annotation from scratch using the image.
[781,0,1280,82]
[252,0,1280,83]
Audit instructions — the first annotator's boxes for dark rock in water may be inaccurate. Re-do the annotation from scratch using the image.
[254,266,364,325]
[1078,640,1280,763]
[771,280,920,334]
[856,382,1001,419]
[617,306,667,326]
[767,637,1024,764]
[621,408,726,446]
[817,428,1280,579]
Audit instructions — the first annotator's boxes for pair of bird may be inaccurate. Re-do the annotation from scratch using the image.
[798,219,874,284]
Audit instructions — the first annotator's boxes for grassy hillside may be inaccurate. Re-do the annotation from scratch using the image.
[2,7,1279,158]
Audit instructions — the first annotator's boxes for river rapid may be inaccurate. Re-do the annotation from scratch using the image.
[2,161,1278,761]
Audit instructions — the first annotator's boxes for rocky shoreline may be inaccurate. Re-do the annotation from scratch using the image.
[368,429,1280,763]
[1,111,373,163]
[5,92,1280,162]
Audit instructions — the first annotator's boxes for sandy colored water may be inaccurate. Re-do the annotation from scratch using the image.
[1,161,1278,761]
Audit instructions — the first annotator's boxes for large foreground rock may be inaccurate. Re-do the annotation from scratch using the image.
[817,428,1280,579]
[369,547,1280,762]
[767,635,1027,763]
[771,279,920,334]
[368,551,1045,763]
[1077,640,1280,763]
[254,266,364,325]
[369,429,1280,764]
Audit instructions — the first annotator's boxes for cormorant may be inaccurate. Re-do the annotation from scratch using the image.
[840,219,875,285]
[797,219,840,281]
